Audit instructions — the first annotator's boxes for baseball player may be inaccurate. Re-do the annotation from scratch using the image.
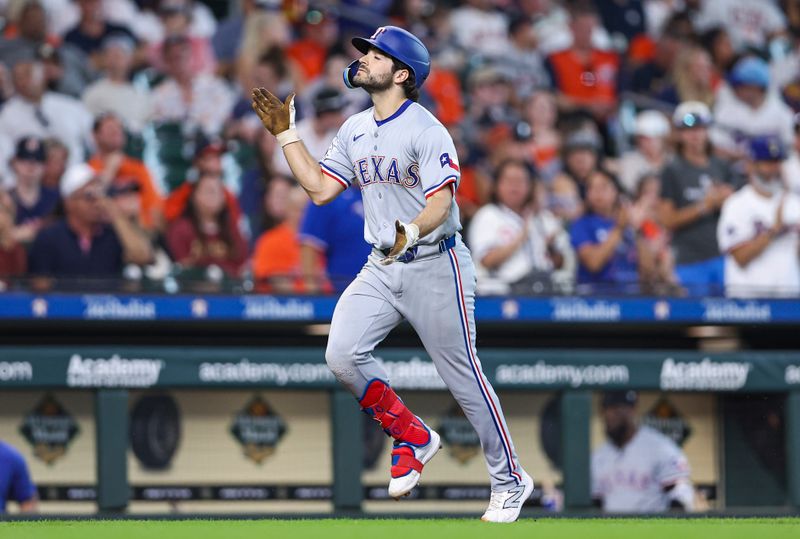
[252,26,532,522]
[592,391,694,513]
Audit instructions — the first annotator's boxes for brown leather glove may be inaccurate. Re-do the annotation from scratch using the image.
[251,87,295,137]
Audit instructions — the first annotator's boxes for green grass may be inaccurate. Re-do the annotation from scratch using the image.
[1,518,799,539]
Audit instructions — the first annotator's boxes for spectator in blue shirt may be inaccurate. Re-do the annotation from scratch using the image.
[299,185,370,293]
[7,137,59,245]
[570,170,650,291]
[0,440,37,514]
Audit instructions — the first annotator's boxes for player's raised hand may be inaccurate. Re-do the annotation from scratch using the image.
[380,220,420,265]
[251,88,295,137]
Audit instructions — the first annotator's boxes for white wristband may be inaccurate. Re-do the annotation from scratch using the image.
[276,128,300,147]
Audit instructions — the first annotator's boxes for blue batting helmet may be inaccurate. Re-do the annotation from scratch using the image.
[343,26,431,89]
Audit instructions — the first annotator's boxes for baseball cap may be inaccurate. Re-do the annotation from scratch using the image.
[61,163,97,198]
[14,137,45,162]
[564,129,602,152]
[634,110,670,138]
[672,101,712,129]
[601,390,638,408]
[748,134,786,161]
[313,87,346,115]
[729,56,769,89]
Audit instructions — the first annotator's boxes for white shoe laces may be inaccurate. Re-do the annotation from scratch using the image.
[485,490,505,512]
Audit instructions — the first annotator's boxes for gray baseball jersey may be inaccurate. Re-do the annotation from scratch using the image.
[319,99,524,490]
[319,99,462,249]
[591,425,691,512]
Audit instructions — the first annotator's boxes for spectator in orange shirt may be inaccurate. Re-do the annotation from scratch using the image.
[545,3,620,123]
[165,171,247,278]
[88,113,163,232]
[285,12,339,86]
[425,67,465,127]
[252,182,317,294]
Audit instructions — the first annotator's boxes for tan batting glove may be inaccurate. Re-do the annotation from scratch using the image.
[380,220,420,266]
[251,88,298,147]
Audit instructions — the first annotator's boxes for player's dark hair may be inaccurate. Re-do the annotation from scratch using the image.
[391,58,419,102]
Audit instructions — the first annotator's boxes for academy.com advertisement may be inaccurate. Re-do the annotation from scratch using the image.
[0,347,799,390]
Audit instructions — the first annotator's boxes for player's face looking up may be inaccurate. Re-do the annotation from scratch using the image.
[603,404,636,447]
[352,48,409,94]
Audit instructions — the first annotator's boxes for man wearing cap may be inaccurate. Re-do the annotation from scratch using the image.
[659,101,740,293]
[717,135,800,298]
[28,163,152,280]
[616,110,671,195]
[711,56,794,158]
[6,136,58,244]
[592,390,694,513]
[273,87,346,177]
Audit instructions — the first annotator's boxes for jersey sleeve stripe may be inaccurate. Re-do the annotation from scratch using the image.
[319,162,352,187]
[424,176,458,198]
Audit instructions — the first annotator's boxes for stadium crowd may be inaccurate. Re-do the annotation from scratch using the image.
[0,0,799,297]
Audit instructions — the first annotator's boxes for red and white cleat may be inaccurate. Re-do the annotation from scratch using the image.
[387,427,441,499]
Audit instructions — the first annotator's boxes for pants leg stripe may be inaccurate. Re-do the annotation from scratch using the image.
[448,249,521,485]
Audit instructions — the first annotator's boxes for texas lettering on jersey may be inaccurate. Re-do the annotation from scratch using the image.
[354,156,420,188]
